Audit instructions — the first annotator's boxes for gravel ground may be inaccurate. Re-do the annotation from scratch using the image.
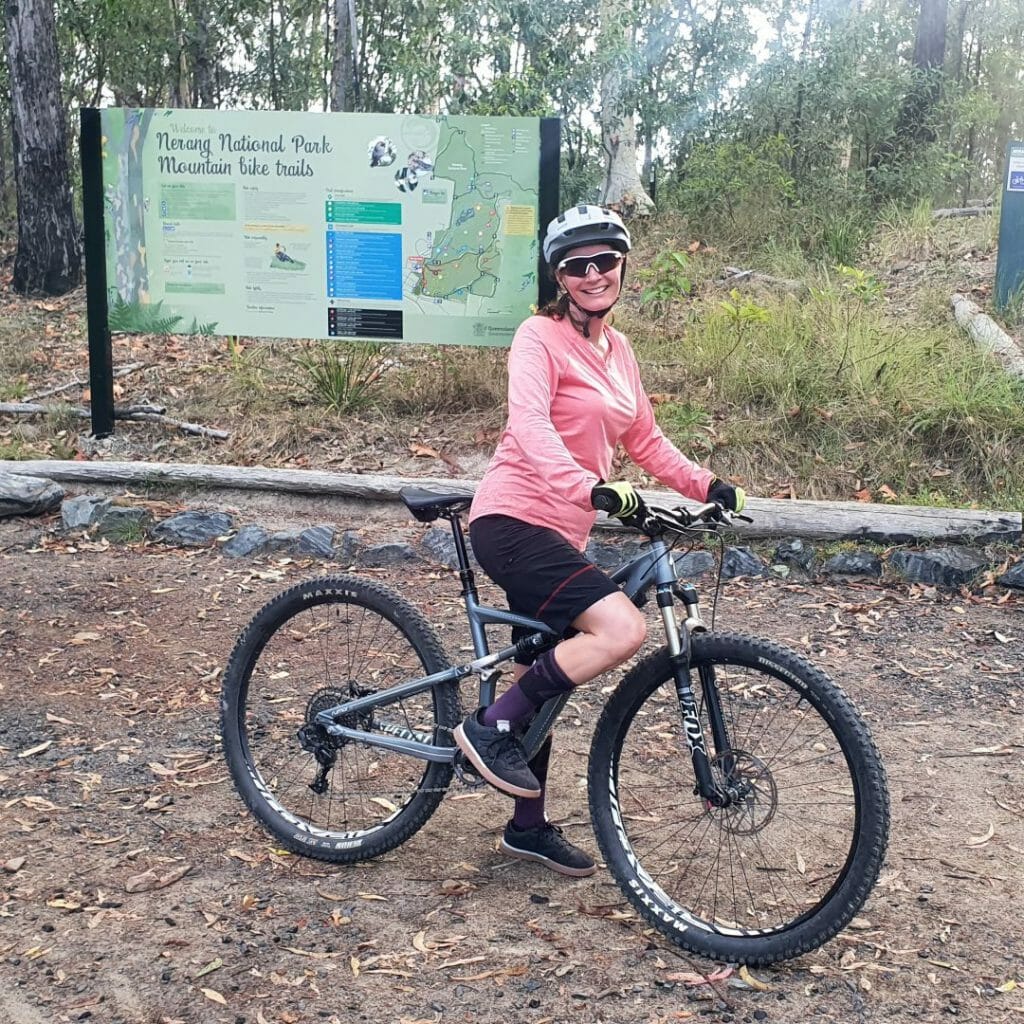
[1,505,1023,1024]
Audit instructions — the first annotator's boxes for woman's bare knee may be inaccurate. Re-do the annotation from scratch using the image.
[570,593,646,670]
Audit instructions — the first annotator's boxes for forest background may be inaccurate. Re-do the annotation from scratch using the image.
[1,0,1023,511]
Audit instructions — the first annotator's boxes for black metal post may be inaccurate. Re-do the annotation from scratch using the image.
[79,108,115,437]
[538,117,561,307]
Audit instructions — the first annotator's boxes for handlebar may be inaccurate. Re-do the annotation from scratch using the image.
[615,500,753,537]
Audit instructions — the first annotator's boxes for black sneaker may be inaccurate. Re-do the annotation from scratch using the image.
[500,821,597,877]
[453,711,541,799]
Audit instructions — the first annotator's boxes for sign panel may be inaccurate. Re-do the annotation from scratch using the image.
[99,108,549,345]
[1007,144,1024,192]
[995,141,1024,311]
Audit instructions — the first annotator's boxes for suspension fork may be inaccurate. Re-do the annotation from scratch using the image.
[660,582,732,807]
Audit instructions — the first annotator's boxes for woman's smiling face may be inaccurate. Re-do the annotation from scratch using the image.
[556,243,623,313]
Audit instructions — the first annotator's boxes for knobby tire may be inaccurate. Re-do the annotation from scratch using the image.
[588,632,890,964]
[220,575,458,863]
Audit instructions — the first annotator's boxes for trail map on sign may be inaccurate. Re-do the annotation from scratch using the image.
[99,109,546,346]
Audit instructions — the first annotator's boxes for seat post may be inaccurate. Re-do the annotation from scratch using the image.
[446,510,494,668]
[446,511,478,595]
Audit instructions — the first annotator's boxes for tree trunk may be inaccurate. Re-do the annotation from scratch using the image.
[269,0,280,109]
[597,0,653,215]
[188,0,218,108]
[789,0,817,178]
[330,0,359,111]
[4,0,81,295]
[870,0,948,174]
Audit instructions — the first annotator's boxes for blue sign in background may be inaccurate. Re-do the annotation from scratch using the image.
[995,142,1024,311]
[326,230,403,301]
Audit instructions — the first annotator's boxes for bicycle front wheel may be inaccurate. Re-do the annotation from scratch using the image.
[220,575,459,863]
[588,632,889,965]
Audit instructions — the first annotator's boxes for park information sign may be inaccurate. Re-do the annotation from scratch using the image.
[995,140,1024,311]
[93,108,558,347]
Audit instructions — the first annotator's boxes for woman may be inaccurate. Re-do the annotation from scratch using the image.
[454,205,744,876]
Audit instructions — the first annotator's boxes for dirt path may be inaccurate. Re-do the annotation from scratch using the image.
[1,514,1022,1024]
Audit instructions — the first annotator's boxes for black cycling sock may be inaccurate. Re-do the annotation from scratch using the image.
[513,734,552,831]
[517,649,576,705]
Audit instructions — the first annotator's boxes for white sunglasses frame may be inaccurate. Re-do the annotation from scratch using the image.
[555,250,625,277]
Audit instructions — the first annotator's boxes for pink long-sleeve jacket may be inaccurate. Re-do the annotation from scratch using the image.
[469,315,716,551]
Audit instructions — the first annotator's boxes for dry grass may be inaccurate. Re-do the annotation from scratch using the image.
[1,210,1021,508]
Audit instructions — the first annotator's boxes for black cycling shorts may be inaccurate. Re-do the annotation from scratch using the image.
[469,514,620,663]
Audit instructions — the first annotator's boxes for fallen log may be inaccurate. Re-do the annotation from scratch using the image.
[950,293,1024,379]
[0,401,166,417]
[1,460,1018,544]
[718,267,808,296]
[24,362,147,403]
[933,207,992,219]
[0,402,229,440]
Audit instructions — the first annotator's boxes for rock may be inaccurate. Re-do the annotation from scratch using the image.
[585,540,625,571]
[0,473,64,518]
[589,536,643,569]
[267,528,303,552]
[222,525,271,558]
[150,510,233,546]
[61,495,111,530]
[673,550,716,579]
[360,543,418,567]
[295,525,336,558]
[95,506,153,539]
[337,530,362,559]
[774,537,815,572]
[421,526,460,569]
[997,559,1024,590]
[888,546,989,587]
[721,546,765,578]
[821,550,883,578]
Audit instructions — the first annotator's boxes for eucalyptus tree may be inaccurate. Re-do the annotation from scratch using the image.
[635,0,756,178]
[329,0,359,110]
[5,0,80,294]
[597,0,654,212]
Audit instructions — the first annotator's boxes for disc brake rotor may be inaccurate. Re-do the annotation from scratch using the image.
[709,749,777,835]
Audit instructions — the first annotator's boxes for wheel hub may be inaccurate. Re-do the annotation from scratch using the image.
[299,686,375,753]
[709,749,777,835]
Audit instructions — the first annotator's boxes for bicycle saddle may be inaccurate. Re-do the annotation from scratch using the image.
[400,487,474,522]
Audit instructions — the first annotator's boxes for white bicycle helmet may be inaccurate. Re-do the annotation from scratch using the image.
[543,205,632,267]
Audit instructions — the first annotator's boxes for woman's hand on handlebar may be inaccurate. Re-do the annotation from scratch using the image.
[591,481,647,520]
[706,478,746,513]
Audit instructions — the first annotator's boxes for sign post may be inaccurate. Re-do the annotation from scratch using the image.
[80,108,115,437]
[995,140,1024,312]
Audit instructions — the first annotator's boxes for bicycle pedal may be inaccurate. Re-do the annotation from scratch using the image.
[453,751,486,788]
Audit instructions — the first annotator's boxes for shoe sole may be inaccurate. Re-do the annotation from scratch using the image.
[453,723,541,799]
[499,837,598,877]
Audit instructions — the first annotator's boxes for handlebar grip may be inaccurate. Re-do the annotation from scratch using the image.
[592,491,620,514]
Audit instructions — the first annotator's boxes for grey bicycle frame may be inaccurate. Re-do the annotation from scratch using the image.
[313,527,691,765]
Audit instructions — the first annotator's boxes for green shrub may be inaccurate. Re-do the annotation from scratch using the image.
[291,341,388,414]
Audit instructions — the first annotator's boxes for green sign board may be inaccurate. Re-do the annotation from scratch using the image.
[94,108,558,347]
[995,140,1024,311]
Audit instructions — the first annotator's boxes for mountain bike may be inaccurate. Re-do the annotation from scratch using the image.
[220,487,890,965]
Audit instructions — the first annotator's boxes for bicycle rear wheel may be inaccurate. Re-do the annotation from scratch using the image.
[588,632,889,964]
[220,574,458,863]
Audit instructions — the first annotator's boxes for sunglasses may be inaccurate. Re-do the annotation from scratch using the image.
[556,250,624,278]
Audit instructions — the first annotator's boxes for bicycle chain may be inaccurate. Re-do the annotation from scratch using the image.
[312,722,482,798]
